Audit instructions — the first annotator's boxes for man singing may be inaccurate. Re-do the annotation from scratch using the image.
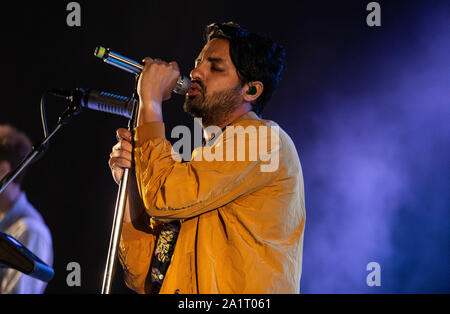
[109,22,306,294]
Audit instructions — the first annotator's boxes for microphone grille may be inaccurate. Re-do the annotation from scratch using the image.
[85,90,132,119]
[174,76,191,95]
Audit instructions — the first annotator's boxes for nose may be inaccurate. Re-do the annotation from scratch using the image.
[190,62,205,81]
[190,67,200,81]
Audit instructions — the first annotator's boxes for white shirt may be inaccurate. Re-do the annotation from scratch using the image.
[0,192,53,294]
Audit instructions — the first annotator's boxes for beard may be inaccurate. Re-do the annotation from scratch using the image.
[183,84,242,127]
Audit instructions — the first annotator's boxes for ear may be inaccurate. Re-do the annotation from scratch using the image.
[0,160,11,181]
[243,81,264,103]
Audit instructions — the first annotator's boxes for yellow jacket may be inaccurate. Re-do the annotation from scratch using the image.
[118,111,306,294]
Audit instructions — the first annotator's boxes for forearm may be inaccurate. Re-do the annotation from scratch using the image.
[137,100,163,126]
[133,119,282,220]
[136,56,179,126]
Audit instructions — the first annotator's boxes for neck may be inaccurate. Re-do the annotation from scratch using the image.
[0,184,22,215]
[203,103,252,142]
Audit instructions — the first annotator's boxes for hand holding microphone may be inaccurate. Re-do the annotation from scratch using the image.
[107,55,175,184]
[94,46,190,96]
[138,57,181,104]
[94,46,190,123]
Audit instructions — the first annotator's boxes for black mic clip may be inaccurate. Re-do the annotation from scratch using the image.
[48,88,74,99]
[48,88,86,123]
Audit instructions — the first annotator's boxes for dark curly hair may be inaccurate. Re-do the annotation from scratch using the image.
[205,22,287,116]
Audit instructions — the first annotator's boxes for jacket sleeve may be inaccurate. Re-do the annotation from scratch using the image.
[118,167,165,294]
[133,120,281,220]
[118,213,162,294]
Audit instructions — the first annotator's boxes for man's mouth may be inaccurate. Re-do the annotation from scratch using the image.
[187,82,202,97]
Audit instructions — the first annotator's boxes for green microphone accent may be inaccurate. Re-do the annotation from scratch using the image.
[247,83,257,95]
[94,46,107,59]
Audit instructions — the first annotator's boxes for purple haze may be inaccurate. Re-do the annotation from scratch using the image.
[299,5,450,293]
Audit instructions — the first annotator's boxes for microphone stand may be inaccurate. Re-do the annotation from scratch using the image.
[0,85,140,294]
[0,93,83,195]
[101,76,140,294]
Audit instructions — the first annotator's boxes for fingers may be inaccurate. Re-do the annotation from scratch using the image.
[109,156,132,170]
[109,129,134,184]
[139,57,181,103]
[112,139,133,154]
[169,61,179,72]
[109,159,124,184]
[109,155,131,184]
[142,57,154,65]
[142,57,179,72]
[111,129,133,166]
[109,141,133,169]
[116,128,132,142]
[142,57,165,69]
[110,147,132,161]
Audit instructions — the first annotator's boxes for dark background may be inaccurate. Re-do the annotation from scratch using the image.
[0,0,448,293]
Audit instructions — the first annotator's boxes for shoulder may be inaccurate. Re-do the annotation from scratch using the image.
[232,115,299,156]
[226,114,302,173]
[16,198,53,247]
[21,216,52,243]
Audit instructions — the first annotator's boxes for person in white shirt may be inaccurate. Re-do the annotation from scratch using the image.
[0,124,53,294]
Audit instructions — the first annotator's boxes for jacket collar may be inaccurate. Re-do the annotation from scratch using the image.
[231,111,260,125]
[202,111,260,147]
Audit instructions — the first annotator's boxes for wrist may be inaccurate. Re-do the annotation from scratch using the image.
[138,98,163,124]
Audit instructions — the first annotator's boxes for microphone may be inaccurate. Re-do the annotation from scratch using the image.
[94,46,191,95]
[49,88,134,119]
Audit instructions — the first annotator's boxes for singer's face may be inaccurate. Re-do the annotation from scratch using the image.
[184,38,244,127]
